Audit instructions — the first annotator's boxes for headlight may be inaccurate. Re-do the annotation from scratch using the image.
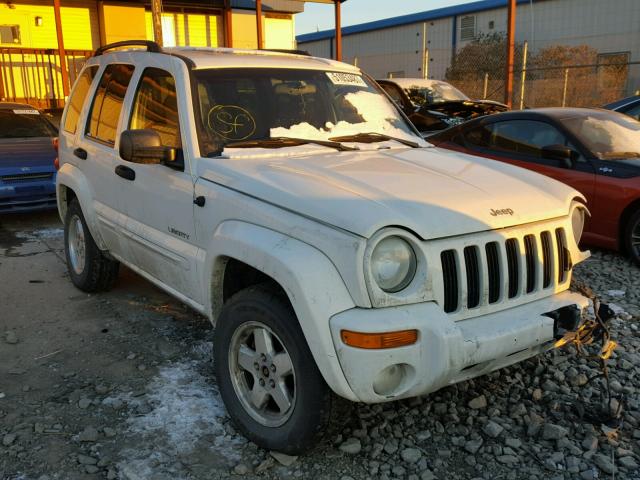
[370,236,417,292]
[571,205,586,243]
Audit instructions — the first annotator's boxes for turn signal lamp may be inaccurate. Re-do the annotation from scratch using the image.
[52,137,59,170]
[341,329,418,349]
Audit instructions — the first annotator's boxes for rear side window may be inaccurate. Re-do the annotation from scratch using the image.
[491,120,566,156]
[129,68,181,148]
[462,124,492,149]
[86,64,135,145]
[64,66,98,134]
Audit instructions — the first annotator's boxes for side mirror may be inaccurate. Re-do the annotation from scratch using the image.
[119,129,177,165]
[541,144,578,168]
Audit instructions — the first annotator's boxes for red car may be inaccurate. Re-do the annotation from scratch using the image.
[428,108,640,265]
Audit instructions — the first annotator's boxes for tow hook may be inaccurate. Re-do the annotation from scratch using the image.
[546,305,582,340]
[546,302,616,340]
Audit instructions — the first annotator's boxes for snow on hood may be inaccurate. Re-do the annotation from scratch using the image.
[270,91,427,146]
[198,146,579,240]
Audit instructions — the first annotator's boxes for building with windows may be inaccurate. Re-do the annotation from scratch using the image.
[0,0,339,107]
[297,0,640,99]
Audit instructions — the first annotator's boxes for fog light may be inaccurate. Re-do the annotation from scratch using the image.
[373,363,413,396]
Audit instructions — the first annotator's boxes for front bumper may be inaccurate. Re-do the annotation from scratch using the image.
[330,290,589,403]
[0,180,57,213]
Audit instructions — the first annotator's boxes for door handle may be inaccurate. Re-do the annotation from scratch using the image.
[73,148,87,160]
[115,165,135,181]
[598,167,613,173]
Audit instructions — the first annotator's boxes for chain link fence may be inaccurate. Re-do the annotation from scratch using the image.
[445,34,639,109]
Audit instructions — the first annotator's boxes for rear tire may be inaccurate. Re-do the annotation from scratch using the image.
[625,209,640,266]
[64,199,119,292]
[214,284,336,454]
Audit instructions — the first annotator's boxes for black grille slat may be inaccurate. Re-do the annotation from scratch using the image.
[464,246,481,308]
[556,228,569,283]
[485,242,500,303]
[541,231,553,288]
[524,234,537,293]
[1,173,53,183]
[441,250,459,313]
[505,239,519,298]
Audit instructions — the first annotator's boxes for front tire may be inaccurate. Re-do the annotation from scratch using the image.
[625,209,640,266]
[64,199,119,292]
[214,284,334,454]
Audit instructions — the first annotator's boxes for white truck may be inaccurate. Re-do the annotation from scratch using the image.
[56,41,590,453]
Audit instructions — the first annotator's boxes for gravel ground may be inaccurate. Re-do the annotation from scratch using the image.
[1,212,640,480]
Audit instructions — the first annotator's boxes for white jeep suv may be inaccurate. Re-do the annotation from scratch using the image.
[57,40,590,453]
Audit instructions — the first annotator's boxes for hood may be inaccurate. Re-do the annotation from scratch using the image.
[0,137,56,170]
[198,146,579,239]
[421,100,508,120]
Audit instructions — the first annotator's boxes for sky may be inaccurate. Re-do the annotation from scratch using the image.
[295,0,476,36]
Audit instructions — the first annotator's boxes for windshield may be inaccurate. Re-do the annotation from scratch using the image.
[562,111,640,159]
[192,68,420,156]
[404,82,469,107]
[0,109,57,139]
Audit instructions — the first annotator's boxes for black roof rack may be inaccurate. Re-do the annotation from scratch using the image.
[94,40,162,57]
[260,49,311,56]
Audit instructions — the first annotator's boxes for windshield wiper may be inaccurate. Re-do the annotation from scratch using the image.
[329,132,420,148]
[225,137,357,152]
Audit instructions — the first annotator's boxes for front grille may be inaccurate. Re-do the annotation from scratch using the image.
[485,242,500,304]
[541,231,553,288]
[441,250,459,313]
[524,234,537,293]
[464,246,481,309]
[440,227,570,314]
[505,238,520,298]
[1,172,54,183]
[556,228,569,283]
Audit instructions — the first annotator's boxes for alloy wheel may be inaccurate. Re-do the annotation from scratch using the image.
[68,214,86,275]
[228,321,296,427]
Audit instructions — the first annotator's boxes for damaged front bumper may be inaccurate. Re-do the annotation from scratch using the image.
[329,291,590,403]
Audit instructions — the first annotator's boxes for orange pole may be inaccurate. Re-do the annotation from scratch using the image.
[0,60,5,100]
[224,0,233,48]
[53,0,70,98]
[334,0,342,61]
[256,0,263,49]
[151,0,164,47]
[504,0,516,107]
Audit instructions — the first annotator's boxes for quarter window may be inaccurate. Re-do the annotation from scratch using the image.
[129,68,181,148]
[86,64,135,145]
[64,66,98,134]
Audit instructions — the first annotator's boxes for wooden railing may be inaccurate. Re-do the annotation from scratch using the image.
[0,47,93,109]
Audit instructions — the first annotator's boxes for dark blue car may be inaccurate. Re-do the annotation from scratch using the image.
[0,103,58,213]
[603,95,640,121]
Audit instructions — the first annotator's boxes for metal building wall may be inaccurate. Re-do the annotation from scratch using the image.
[338,23,426,78]
[299,38,332,59]
[424,18,454,81]
[299,0,640,91]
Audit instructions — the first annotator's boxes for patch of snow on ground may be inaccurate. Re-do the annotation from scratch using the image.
[118,356,242,479]
[606,289,626,298]
[609,302,628,316]
[127,360,234,455]
[16,227,63,240]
